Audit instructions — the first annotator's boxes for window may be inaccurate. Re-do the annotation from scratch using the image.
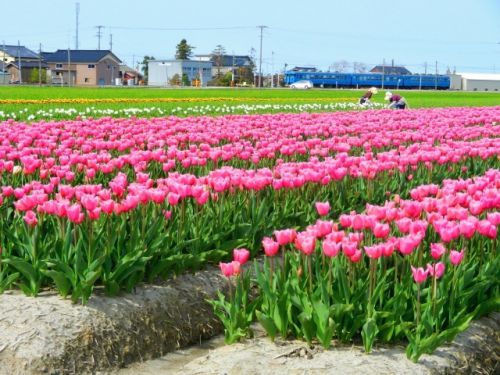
[56,63,63,69]
[88,64,95,69]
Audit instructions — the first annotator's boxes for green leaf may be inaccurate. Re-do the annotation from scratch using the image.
[256,310,277,341]
[41,269,71,297]
[361,317,379,353]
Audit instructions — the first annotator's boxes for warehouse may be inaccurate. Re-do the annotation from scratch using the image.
[148,60,212,87]
[449,73,500,91]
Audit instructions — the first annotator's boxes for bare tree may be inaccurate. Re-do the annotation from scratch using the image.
[353,62,367,73]
[330,60,350,73]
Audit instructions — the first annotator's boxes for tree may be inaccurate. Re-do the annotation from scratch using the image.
[175,39,194,60]
[330,60,350,73]
[169,73,181,86]
[29,68,46,84]
[182,73,190,86]
[353,62,367,73]
[212,45,226,78]
[141,55,155,84]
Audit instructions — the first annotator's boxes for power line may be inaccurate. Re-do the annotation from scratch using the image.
[107,25,254,31]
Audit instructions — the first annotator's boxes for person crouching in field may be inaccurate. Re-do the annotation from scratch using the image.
[359,87,378,106]
[385,91,409,109]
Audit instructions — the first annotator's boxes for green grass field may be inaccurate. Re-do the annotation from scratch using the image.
[0,86,498,121]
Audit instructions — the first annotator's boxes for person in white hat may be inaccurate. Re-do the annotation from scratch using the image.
[359,87,378,106]
[385,91,409,109]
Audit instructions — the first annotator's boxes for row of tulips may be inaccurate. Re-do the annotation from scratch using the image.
[214,169,499,362]
[0,102,380,122]
[0,108,498,303]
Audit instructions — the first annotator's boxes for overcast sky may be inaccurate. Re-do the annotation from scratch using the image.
[3,0,499,74]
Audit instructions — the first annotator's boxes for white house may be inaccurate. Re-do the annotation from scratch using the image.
[449,73,500,92]
[148,60,212,87]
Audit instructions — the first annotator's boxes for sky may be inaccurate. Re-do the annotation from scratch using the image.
[2,0,499,74]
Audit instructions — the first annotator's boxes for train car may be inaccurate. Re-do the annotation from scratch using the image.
[284,71,450,90]
[403,75,450,89]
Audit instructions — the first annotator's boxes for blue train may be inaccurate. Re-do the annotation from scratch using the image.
[284,71,450,90]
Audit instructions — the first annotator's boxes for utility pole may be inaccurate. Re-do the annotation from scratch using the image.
[381,58,385,90]
[271,51,274,88]
[109,33,113,51]
[95,25,104,50]
[1,40,5,80]
[38,43,42,85]
[435,60,438,90]
[18,40,22,84]
[67,48,71,86]
[257,25,267,88]
[232,51,235,86]
[424,61,428,75]
[75,2,80,49]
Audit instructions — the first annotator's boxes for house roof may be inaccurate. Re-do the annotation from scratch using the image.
[6,61,48,69]
[42,50,121,63]
[455,73,500,81]
[370,65,412,75]
[291,66,317,72]
[0,45,40,59]
[194,54,252,67]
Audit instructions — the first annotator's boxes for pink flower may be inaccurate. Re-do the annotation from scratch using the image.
[411,266,429,284]
[219,261,241,277]
[322,239,341,257]
[349,249,363,263]
[167,192,181,206]
[233,248,250,265]
[315,201,330,216]
[262,237,279,257]
[373,222,390,238]
[430,243,446,260]
[427,262,445,279]
[294,233,316,255]
[23,210,38,227]
[449,249,464,266]
[274,229,296,246]
[364,244,383,259]
[398,235,420,255]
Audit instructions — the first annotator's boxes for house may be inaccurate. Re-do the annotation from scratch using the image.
[118,64,143,85]
[0,45,40,64]
[194,54,253,78]
[148,59,212,87]
[6,61,48,83]
[370,65,412,75]
[0,44,45,83]
[42,50,121,86]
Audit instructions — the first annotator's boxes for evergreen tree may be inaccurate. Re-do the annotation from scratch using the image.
[175,39,194,60]
[141,56,155,84]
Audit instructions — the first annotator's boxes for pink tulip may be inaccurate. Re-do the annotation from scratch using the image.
[219,261,241,277]
[373,222,390,238]
[364,244,383,259]
[262,237,280,257]
[233,248,250,265]
[274,229,296,246]
[322,239,341,257]
[23,210,38,227]
[294,233,316,255]
[449,249,464,266]
[430,243,446,260]
[427,262,445,279]
[411,266,428,284]
[315,201,330,216]
[349,249,363,263]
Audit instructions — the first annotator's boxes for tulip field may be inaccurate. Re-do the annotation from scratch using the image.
[0,97,499,361]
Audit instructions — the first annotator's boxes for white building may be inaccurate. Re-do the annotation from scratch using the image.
[148,59,212,87]
[449,73,500,92]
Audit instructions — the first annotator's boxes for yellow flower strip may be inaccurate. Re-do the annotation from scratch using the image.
[0,97,356,105]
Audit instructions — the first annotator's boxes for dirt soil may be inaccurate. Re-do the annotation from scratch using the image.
[0,268,227,375]
[0,264,498,375]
